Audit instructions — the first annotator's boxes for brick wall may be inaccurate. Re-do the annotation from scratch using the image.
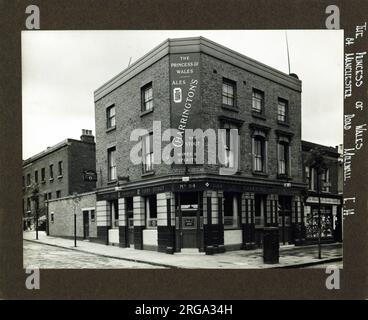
[68,140,96,194]
[199,53,303,183]
[95,55,171,188]
[23,145,70,216]
[48,192,97,238]
[23,139,97,218]
[94,47,303,187]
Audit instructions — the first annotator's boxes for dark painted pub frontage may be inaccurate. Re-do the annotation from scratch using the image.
[95,176,308,254]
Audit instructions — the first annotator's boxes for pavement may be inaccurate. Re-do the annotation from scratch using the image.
[23,231,342,269]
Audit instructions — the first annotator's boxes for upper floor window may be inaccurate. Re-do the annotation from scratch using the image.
[306,166,317,191]
[141,83,153,112]
[34,170,38,184]
[278,140,290,176]
[252,89,264,113]
[252,130,267,173]
[277,98,288,123]
[253,137,265,172]
[56,190,61,198]
[58,161,63,176]
[49,164,54,180]
[26,198,31,211]
[220,122,239,169]
[305,166,311,189]
[142,132,154,173]
[321,168,330,193]
[222,79,236,107]
[106,105,116,129]
[26,174,31,186]
[107,147,117,181]
[41,168,46,182]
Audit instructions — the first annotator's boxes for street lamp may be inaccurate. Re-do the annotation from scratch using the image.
[306,147,327,260]
[316,170,322,259]
[72,192,80,247]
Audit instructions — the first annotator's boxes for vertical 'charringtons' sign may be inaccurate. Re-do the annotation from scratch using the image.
[170,53,201,163]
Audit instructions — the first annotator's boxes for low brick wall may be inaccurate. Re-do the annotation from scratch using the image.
[48,192,97,239]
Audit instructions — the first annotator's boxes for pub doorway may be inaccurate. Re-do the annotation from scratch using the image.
[175,192,203,251]
[125,197,134,247]
[278,195,292,244]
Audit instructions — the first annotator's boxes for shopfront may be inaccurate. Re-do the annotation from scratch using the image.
[95,179,306,253]
[304,196,342,243]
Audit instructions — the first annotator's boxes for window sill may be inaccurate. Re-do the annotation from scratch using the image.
[252,171,268,177]
[220,167,241,175]
[141,171,155,177]
[41,180,46,184]
[251,111,266,120]
[224,227,242,230]
[140,108,154,117]
[277,120,290,127]
[221,104,239,112]
[49,178,54,182]
[107,179,117,185]
[106,126,116,133]
[57,175,63,179]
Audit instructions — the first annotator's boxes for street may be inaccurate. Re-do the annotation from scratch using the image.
[23,231,342,269]
[23,240,166,269]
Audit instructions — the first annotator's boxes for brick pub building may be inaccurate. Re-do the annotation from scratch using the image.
[93,37,332,253]
[23,130,96,230]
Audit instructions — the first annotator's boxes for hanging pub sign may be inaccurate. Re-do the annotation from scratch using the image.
[169,53,201,165]
[83,170,97,181]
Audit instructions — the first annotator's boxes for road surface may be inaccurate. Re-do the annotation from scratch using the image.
[23,240,166,269]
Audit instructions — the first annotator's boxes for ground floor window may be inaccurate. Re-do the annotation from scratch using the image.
[305,205,333,239]
[254,194,266,227]
[223,192,241,229]
[145,195,157,228]
[109,200,119,228]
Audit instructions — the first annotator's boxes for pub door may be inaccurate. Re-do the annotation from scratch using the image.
[278,196,292,245]
[125,197,134,247]
[176,192,203,250]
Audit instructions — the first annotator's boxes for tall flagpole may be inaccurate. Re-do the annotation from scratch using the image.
[285,31,291,74]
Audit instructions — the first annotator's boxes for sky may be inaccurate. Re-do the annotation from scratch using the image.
[22,30,343,159]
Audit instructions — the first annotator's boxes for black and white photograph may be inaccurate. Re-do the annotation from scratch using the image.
[21,30,344,270]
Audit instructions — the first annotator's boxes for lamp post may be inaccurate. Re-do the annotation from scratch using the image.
[72,193,80,247]
[317,170,322,259]
[305,147,327,260]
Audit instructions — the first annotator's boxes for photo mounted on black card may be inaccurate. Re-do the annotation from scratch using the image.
[22,30,343,269]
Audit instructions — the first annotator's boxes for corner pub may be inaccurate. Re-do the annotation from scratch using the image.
[92,37,329,254]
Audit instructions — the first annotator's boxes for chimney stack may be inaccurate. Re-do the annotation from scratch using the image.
[80,129,95,143]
